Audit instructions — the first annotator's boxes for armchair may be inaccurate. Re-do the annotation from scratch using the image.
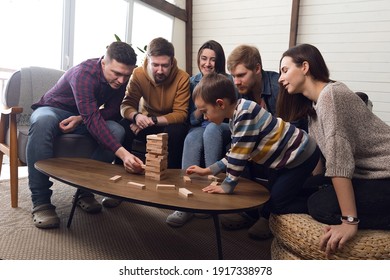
[0,66,97,208]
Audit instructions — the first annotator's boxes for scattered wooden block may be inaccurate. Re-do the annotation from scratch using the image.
[127,181,146,189]
[156,184,176,190]
[183,176,191,182]
[179,187,193,197]
[208,175,220,181]
[109,175,122,182]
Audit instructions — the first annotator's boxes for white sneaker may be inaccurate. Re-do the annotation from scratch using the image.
[166,211,194,227]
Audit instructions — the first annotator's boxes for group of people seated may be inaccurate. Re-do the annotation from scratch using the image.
[27,37,390,258]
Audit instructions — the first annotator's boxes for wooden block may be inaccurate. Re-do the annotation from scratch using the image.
[179,187,193,197]
[146,147,168,154]
[145,171,167,181]
[147,139,168,146]
[208,175,220,182]
[145,154,168,161]
[145,165,167,173]
[157,132,168,139]
[156,184,176,190]
[109,175,122,182]
[127,181,146,189]
[210,181,219,186]
[183,176,191,182]
[146,159,168,168]
[146,134,160,140]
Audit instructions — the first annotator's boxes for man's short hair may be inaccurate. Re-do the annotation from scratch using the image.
[147,37,175,59]
[106,41,137,66]
[227,44,262,72]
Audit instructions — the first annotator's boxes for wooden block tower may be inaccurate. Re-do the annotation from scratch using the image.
[145,133,168,180]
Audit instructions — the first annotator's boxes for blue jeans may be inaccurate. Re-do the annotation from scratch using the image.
[182,122,231,169]
[260,147,321,219]
[26,106,124,207]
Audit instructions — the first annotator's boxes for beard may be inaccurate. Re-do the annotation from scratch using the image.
[154,73,167,84]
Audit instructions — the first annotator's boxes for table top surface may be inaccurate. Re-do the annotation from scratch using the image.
[35,158,270,214]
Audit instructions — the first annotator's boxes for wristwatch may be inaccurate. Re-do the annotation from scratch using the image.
[340,215,360,224]
[151,116,158,125]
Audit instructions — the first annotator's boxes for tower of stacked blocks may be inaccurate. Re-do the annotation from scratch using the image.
[145,133,168,180]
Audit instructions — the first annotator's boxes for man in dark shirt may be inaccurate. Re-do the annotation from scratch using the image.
[221,44,280,239]
[27,42,144,229]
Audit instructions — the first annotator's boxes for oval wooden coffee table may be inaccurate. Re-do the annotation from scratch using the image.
[35,157,269,259]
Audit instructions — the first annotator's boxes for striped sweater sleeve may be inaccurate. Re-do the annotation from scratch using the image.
[209,99,307,193]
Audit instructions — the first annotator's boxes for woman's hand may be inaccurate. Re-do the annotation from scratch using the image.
[186,165,211,176]
[319,223,358,258]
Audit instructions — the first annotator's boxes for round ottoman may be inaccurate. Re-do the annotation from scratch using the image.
[269,213,390,260]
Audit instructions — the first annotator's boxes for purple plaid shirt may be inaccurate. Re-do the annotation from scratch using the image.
[32,58,125,153]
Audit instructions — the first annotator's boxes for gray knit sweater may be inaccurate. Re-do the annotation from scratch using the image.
[309,81,390,179]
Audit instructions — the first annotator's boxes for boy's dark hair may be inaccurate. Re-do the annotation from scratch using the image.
[193,73,237,105]
[106,41,137,66]
[147,37,175,59]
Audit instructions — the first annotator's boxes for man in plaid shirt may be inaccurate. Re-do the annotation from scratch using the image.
[27,42,143,229]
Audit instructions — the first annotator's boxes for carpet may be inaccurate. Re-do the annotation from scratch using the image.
[0,178,272,260]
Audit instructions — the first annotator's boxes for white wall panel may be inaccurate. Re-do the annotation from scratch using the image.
[192,0,292,74]
[192,0,390,124]
[297,0,390,124]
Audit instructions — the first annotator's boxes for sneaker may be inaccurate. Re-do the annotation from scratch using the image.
[247,217,273,240]
[166,211,194,227]
[101,197,122,208]
[74,195,102,214]
[32,203,60,229]
[220,212,257,230]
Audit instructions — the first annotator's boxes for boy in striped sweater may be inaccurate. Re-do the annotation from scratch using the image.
[186,72,319,238]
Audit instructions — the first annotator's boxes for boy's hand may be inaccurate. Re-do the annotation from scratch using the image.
[202,184,226,194]
[186,165,211,176]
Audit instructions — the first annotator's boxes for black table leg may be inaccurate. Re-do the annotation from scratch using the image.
[212,214,223,260]
[67,189,81,228]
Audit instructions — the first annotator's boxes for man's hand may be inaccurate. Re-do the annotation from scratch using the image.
[59,115,83,133]
[116,147,145,174]
[133,114,154,130]
[130,123,142,135]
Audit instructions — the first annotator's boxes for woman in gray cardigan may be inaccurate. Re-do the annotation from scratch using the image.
[278,43,390,258]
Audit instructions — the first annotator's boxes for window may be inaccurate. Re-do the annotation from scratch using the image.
[0,0,176,72]
[73,0,128,66]
[131,1,173,66]
[0,0,63,70]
